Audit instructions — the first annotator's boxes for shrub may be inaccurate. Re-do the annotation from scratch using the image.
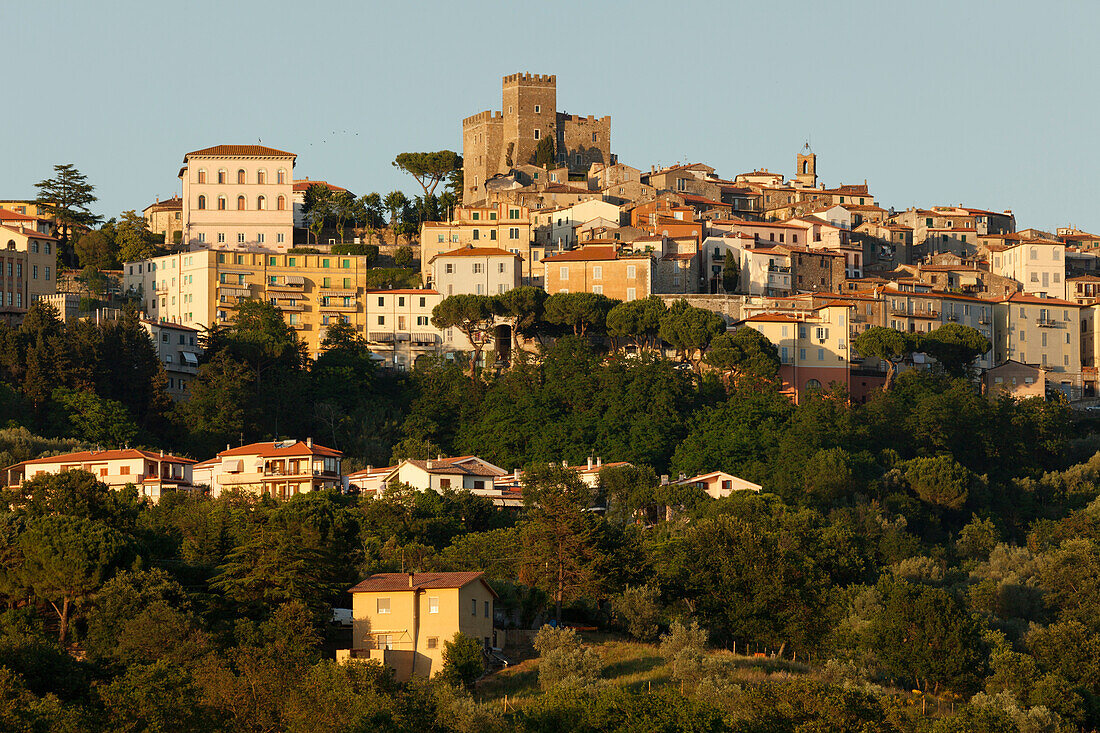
[439,632,485,690]
[533,625,600,689]
[611,584,661,642]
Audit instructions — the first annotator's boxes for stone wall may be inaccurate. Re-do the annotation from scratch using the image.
[559,114,611,172]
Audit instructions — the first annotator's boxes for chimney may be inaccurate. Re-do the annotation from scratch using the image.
[596,457,602,467]
[587,457,593,470]
[426,459,434,469]
[679,472,687,481]
[306,437,313,448]
[562,460,569,468]
[660,474,669,485]
[408,571,415,588]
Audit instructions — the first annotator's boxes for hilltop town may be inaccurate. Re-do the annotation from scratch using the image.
[5,72,1100,731]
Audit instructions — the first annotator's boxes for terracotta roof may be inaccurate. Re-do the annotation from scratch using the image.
[144,196,182,212]
[217,440,341,459]
[363,289,439,295]
[1002,292,1079,307]
[661,253,696,261]
[185,144,296,160]
[542,184,592,194]
[0,209,41,222]
[543,246,619,262]
[1069,275,1100,282]
[9,448,196,469]
[401,456,506,477]
[430,246,520,262]
[141,319,199,332]
[741,313,806,323]
[292,179,348,193]
[349,572,496,595]
[0,224,57,241]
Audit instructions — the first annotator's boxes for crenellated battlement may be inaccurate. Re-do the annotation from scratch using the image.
[559,113,612,124]
[463,110,504,127]
[502,72,556,86]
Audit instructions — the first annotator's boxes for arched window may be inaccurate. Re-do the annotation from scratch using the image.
[6,240,14,249]
[217,169,227,184]
[197,169,207,184]
[217,196,227,210]
[197,195,206,210]
[257,195,266,210]
[277,169,286,184]
[237,169,246,184]
[257,169,266,184]
[277,195,286,211]
[802,160,808,174]
[805,379,822,391]
[237,195,246,210]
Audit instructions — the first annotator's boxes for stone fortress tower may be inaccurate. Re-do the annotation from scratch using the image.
[795,142,817,188]
[462,73,612,202]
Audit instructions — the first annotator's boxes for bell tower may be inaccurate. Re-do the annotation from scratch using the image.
[795,142,817,188]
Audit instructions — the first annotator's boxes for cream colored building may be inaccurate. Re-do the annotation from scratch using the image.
[985,237,1067,300]
[429,246,521,296]
[339,572,498,681]
[994,293,1081,395]
[123,250,471,363]
[180,144,296,251]
[420,203,540,284]
[381,456,508,494]
[4,449,195,503]
[192,439,342,499]
[0,224,58,313]
[140,319,201,399]
[143,196,184,246]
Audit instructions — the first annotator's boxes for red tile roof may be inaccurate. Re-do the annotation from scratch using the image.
[543,246,619,262]
[1002,292,1079,307]
[348,571,496,596]
[363,289,439,295]
[0,209,40,222]
[292,179,347,193]
[10,448,196,469]
[185,144,296,160]
[0,224,57,241]
[741,313,806,323]
[217,440,341,459]
[144,196,183,212]
[431,246,519,260]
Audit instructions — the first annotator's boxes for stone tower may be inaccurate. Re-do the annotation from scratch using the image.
[795,143,817,188]
[501,73,558,169]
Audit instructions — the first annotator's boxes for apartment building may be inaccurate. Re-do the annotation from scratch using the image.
[420,203,539,284]
[0,224,58,315]
[531,199,621,248]
[543,245,653,300]
[140,320,201,399]
[123,250,468,362]
[0,208,54,236]
[179,144,296,251]
[4,449,195,502]
[738,303,853,402]
[381,456,508,494]
[338,572,498,680]
[984,237,1067,300]
[994,293,1081,394]
[430,246,521,296]
[192,439,342,499]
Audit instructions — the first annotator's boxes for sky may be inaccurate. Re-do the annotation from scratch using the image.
[2,0,1098,232]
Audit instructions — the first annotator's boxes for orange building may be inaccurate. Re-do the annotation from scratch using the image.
[543,245,653,301]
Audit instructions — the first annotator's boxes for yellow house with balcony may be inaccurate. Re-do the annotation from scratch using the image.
[337,572,498,681]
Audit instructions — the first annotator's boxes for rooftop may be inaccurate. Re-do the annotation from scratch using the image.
[349,572,496,596]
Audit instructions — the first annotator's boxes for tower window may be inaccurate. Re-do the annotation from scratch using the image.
[533,129,540,140]
[534,105,540,113]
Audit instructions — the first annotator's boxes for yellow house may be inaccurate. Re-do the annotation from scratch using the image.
[338,571,498,681]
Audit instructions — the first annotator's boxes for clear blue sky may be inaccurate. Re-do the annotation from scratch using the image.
[3,0,1097,232]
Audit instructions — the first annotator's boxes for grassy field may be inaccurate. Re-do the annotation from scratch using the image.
[475,632,816,704]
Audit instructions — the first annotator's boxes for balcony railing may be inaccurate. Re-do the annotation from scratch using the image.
[889,308,940,319]
[1037,318,1060,328]
[319,303,357,312]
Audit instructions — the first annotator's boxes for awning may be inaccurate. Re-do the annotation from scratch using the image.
[286,275,305,286]
[323,289,357,297]
[219,286,251,296]
[181,351,199,365]
[369,333,395,343]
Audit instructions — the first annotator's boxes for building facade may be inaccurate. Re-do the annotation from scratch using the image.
[4,449,195,502]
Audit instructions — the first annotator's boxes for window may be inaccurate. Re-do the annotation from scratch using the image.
[472,230,479,241]
[626,287,636,300]
[277,233,285,243]
[377,598,390,614]
[509,227,519,239]
[198,232,206,243]
[471,599,477,616]
[377,635,392,650]
[593,266,602,279]
[490,230,497,241]
[257,195,266,210]
[257,233,265,243]
[277,169,286,184]
[277,195,286,210]
[238,233,245,243]
[197,169,207,184]
[427,637,438,649]
[627,265,636,278]
[445,263,454,274]
[593,285,603,294]
[592,132,598,143]
[217,196,227,210]
[485,600,490,618]
[237,195,246,210]
[217,232,225,243]
[197,195,206,210]
[560,266,569,280]
[534,105,540,113]
[533,129,540,140]
[217,169,226,184]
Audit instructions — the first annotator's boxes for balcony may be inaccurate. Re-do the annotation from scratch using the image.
[276,302,304,312]
[1037,318,1060,328]
[889,307,939,319]
[767,265,791,273]
[267,279,305,291]
[289,322,309,331]
[319,302,358,313]
[978,316,991,325]
[946,313,959,322]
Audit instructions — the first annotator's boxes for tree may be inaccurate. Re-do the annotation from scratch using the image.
[658,299,726,369]
[303,184,331,245]
[383,191,408,244]
[606,297,666,353]
[532,625,600,689]
[904,455,971,510]
[356,193,385,243]
[721,254,740,293]
[431,295,497,378]
[533,137,556,168]
[519,464,600,621]
[329,190,356,244]
[439,632,485,690]
[495,286,546,356]
[922,323,991,377]
[18,514,131,643]
[705,328,780,381]
[393,152,462,199]
[73,229,119,270]
[115,209,162,262]
[34,163,101,264]
[543,292,616,337]
[853,326,917,390]
[393,245,414,268]
[612,584,661,641]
